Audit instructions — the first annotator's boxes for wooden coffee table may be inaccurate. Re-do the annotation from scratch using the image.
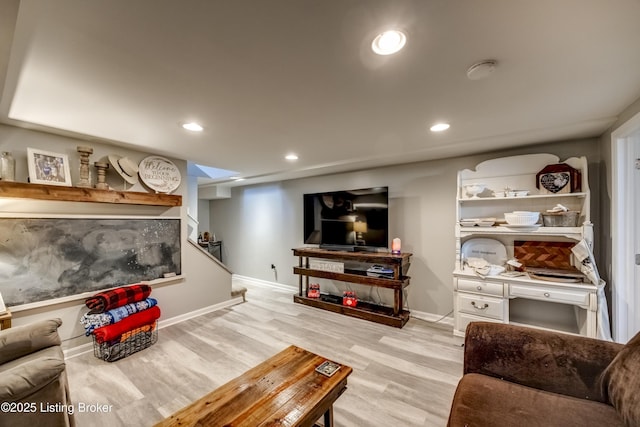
[155,345,352,427]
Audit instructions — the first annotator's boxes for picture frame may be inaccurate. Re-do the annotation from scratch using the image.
[27,147,72,186]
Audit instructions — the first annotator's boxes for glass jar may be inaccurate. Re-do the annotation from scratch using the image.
[0,152,15,181]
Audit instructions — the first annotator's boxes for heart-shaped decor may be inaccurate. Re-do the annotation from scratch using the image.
[540,172,570,193]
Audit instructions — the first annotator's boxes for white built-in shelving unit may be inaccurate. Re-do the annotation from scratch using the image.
[453,153,598,338]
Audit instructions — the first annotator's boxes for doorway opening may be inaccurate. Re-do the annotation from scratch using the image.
[611,111,640,342]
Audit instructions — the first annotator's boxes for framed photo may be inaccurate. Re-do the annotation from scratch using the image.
[27,148,72,186]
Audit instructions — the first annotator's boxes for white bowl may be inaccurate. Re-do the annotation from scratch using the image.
[504,212,539,225]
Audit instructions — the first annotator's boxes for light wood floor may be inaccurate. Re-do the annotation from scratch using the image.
[66,278,464,426]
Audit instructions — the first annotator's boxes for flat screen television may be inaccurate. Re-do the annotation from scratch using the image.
[303,187,388,251]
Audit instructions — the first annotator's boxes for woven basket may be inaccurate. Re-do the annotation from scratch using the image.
[93,321,158,362]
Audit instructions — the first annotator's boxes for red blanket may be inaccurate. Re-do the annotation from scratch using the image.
[85,284,151,314]
[93,306,161,343]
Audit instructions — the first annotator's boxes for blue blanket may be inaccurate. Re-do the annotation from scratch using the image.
[80,298,157,335]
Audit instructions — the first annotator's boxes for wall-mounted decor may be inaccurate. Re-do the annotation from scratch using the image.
[0,217,181,307]
[27,147,73,186]
[138,156,181,194]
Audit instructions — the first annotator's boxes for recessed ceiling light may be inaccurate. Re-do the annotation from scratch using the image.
[285,154,299,161]
[233,178,245,182]
[182,122,203,132]
[430,123,450,132]
[371,30,407,55]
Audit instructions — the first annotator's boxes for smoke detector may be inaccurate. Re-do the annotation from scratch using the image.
[466,60,497,80]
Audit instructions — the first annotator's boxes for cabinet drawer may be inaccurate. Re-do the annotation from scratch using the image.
[457,278,504,296]
[509,284,590,307]
[456,313,504,335]
[457,293,505,320]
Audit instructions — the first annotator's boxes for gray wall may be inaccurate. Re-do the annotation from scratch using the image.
[0,124,232,350]
[211,138,602,316]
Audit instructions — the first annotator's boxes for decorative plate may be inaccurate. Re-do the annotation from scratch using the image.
[138,156,181,194]
[461,238,507,266]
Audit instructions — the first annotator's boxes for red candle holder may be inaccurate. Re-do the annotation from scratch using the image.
[308,283,320,298]
[342,291,357,307]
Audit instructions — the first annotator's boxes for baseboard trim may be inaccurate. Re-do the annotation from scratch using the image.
[158,297,244,329]
[410,309,454,326]
[233,274,296,292]
[64,297,243,359]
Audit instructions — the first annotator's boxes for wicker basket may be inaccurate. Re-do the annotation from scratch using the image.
[541,211,580,227]
[93,322,158,362]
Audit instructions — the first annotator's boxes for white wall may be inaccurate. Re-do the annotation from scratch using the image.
[599,95,640,338]
[211,138,601,317]
[197,199,211,237]
[0,124,233,350]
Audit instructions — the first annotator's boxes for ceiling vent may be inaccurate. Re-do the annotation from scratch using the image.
[466,60,497,80]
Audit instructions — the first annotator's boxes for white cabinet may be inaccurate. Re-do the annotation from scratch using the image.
[453,153,598,338]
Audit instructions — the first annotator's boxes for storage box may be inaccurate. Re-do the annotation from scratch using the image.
[541,211,580,227]
[93,321,158,362]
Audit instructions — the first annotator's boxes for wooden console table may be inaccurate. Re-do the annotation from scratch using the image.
[155,345,352,427]
[292,248,412,328]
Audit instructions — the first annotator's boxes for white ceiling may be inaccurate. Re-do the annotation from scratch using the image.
[1,0,640,188]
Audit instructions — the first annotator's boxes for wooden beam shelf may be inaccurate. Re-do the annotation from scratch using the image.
[0,181,181,207]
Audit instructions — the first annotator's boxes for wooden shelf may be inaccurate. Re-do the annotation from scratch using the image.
[292,247,412,267]
[0,181,181,207]
[293,267,409,289]
[293,295,410,328]
[458,192,588,203]
[457,225,584,239]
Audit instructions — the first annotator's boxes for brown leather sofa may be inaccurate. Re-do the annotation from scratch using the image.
[448,322,639,427]
[0,318,75,427]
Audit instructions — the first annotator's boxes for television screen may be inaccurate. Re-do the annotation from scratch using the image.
[303,187,388,251]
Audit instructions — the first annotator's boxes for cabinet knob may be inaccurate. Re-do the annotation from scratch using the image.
[544,292,550,298]
[476,286,482,291]
[471,301,489,310]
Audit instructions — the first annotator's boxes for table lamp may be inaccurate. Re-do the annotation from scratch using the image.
[354,221,367,246]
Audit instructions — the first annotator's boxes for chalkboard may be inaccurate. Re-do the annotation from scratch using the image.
[0,218,181,307]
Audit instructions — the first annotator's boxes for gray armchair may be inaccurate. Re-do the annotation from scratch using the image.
[0,318,75,427]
